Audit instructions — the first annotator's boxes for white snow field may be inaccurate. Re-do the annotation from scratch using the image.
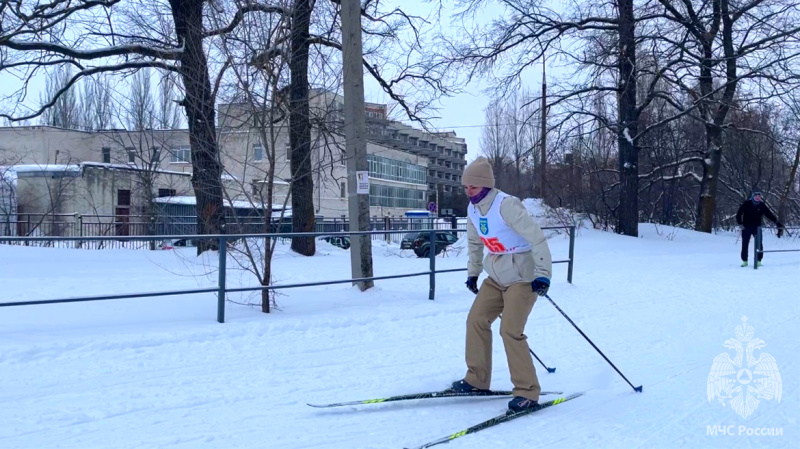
[1,210,798,449]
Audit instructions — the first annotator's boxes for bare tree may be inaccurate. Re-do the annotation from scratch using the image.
[430,0,650,235]
[647,0,800,232]
[125,69,157,132]
[92,75,116,130]
[240,0,451,257]
[156,69,184,130]
[777,94,800,225]
[40,66,81,129]
[0,0,292,254]
[479,98,512,189]
[210,0,292,312]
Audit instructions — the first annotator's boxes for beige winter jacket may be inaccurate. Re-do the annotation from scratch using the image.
[467,189,553,288]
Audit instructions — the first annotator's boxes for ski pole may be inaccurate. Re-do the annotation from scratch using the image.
[499,314,556,373]
[544,294,643,393]
[529,346,557,373]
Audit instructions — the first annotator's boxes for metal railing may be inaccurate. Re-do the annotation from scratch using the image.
[0,225,576,323]
[0,213,466,249]
[753,226,800,270]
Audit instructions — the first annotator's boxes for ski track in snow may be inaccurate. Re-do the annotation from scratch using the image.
[0,223,798,448]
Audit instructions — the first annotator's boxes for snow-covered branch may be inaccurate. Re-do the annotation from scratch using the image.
[638,157,705,180]
[3,40,183,61]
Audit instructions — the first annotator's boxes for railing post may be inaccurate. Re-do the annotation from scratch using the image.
[568,225,575,283]
[429,228,436,300]
[217,235,227,323]
[76,213,83,249]
[754,226,761,270]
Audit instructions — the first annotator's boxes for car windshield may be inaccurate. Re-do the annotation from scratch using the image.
[403,232,419,239]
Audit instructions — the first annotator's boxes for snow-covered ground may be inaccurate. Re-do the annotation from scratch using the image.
[1,216,798,449]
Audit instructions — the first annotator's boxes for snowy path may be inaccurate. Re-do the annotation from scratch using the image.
[1,225,798,448]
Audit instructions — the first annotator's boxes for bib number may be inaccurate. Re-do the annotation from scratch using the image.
[480,236,506,252]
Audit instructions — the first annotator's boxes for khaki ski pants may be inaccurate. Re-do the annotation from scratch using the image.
[463,277,541,401]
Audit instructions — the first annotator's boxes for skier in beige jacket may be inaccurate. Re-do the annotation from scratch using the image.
[450,156,553,413]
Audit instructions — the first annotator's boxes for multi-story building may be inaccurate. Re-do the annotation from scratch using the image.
[216,97,430,217]
[307,89,469,212]
[0,88,468,220]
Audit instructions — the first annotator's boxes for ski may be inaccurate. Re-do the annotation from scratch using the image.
[306,389,563,408]
[404,392,584,449]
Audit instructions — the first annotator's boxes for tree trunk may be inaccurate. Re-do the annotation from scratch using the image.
[616,0,639,237]
[695,1,736,233]
[169,0,225,254]
[695,128,723,232]
[289,0,315,256]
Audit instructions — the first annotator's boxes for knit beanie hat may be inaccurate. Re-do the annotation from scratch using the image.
[461,156,495,188]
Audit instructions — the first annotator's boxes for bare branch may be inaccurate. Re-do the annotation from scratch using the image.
[2,40,183,61]
[2,61,179,123]
[204,2,288,38]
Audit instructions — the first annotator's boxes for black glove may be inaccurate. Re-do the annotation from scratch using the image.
[777,224,784,238]
[466,276,479,294]
[532,277,550,296]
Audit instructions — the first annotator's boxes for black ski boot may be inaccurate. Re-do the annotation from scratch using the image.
[508,396,539,413]
[449,379,490,393]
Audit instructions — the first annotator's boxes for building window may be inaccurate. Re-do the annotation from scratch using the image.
[102,147,110,163]
[126,147,136,163]
[117,189,131,206]
[340,182,346,198]
[158,188,176,197]
[171,147,190,163]
[366,154,426,185]
[150,147,160,164]
[253,144,264,162]
[368,184,426,209]
[286,141,291,160]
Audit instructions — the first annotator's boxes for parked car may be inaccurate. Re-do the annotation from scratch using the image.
[400,230,459,258]
[319,235,351,250]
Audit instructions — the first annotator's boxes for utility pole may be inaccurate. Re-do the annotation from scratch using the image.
[341,0,374,290]
[540,62,547,200]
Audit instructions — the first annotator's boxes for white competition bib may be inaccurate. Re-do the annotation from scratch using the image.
[467,192,531,254]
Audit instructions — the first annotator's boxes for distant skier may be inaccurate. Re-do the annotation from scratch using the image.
[451,156,553,413]
[736,188,784,267]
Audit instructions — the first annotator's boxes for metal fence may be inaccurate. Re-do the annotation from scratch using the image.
[0,213,466,249]
[752,226,800,270]
[0,225,576,323]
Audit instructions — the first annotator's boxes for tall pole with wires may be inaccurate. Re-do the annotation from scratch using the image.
[540,62,547,200]
[341,0,374,290]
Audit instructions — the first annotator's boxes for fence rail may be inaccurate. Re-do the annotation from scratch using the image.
[752,225,800,270]
[0,225,577,323]
[0,213,466,249]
